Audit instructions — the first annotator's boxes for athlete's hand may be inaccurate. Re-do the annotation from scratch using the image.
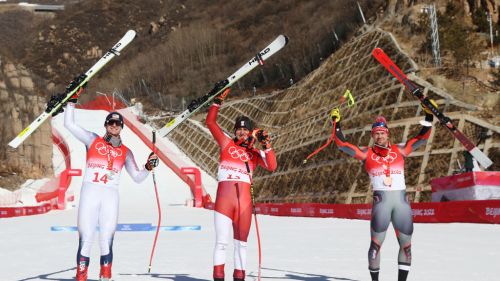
[145,152,159,171]
[65,73,87,93]
[214,88,231,105]
[421,98,437,122]
[253,129,271,150]
[421,98,438,115]
[246,136,256,150]
[330,107,341,122]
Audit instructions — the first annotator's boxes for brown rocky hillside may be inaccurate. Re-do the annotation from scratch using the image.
[1,0,499,193]
[168,28,500,204]
[0,0,384,189]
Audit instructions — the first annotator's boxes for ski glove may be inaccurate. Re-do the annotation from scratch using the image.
[65,73,88,93]
[213,88,231,105]
[46,74,88,117]
[253,129,271,150]
[213,96,224,105]
[330,107,341,122]
[421,98,437,122]
[66,74,88,103]
[145,152,159,171]
[46,87,86,117]
[421,98,438,115]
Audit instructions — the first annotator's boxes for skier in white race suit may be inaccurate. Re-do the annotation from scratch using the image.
[49,84,159,281]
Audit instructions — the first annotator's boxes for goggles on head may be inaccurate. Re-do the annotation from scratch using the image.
[372,121,388,129]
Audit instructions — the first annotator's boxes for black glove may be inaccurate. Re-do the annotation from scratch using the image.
[421,98,437,123]
[424,112,434,122]
[234,136,256,150]
[213,95,224,105]
[253,129,271,150]
[145,152,159,171]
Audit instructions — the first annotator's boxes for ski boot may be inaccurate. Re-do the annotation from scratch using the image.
[76,257,89,281]
[233,269,245,281]
[76,267,88,281]
[99,263,112,281]
[213,264,224,281]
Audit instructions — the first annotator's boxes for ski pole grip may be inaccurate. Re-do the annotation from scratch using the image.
[152,131,156,144]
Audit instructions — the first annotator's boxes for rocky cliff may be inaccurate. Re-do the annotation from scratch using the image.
[0,56,52,190]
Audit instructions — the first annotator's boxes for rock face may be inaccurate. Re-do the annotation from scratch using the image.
[0,57,53,190]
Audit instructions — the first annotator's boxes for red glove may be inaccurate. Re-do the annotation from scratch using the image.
[214,88,231,105]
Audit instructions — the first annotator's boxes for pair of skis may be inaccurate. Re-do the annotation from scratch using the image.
[156,34,289,137]
[8,30,137,148]
[372,48,493,169]
[8,32,288,148]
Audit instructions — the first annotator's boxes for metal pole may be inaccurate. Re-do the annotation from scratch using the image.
[357,1,366,24]
[488,12,494,56]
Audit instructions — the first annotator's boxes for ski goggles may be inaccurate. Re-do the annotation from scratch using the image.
[371,122,389,134]
[371,121,388,129]
[105,119,123,127]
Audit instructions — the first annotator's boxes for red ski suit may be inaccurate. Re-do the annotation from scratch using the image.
[206,103,276,279]
[206,103,277,241]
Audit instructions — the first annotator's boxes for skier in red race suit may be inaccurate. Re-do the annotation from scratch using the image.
[331,101,436,281]
[48,84,159,281]
[206,90,277,281]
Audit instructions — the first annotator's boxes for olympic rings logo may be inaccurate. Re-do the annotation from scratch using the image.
[95,142,122,157]
[371,151,397,164]
[228,146,253,162]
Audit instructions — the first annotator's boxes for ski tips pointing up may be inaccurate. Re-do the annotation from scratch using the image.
[282,35,289,45]
[372,47,383,56]
[126,29,137,39]
[371,47,390,65]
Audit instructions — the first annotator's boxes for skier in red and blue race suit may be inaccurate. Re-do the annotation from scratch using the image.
[48,84,159,281]
[331,101,435,281]
[206,91,277,281]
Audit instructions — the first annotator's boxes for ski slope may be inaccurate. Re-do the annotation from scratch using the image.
[1,108,499,281]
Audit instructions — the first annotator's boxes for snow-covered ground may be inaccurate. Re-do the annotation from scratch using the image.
[1,108,499,281]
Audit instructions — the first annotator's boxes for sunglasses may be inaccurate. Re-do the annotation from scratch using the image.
[106,120,123,127]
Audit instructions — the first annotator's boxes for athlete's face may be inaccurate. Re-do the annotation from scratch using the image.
[372,131,389,147]
[105,120,122,136]
[235,127,250,140]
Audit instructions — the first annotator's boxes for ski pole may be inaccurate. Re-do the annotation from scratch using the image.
[245,161,262,281]
[303,117,338,163]
[148,131,162,273]
[303,89,355,163]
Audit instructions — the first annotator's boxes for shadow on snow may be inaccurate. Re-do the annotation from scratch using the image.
[17,267,360,281]
[247,267,360,281]
[120,272,208,280]
[17,267,89,281]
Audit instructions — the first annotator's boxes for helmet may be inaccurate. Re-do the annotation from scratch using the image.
[234,115,253,132]
[104,112,124,128]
